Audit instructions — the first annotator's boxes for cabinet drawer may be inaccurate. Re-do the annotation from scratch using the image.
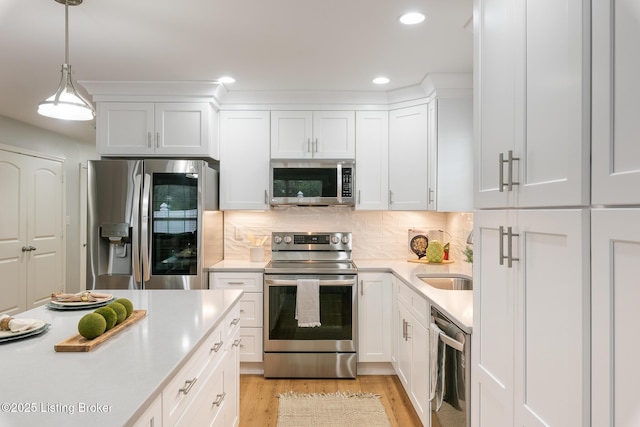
[239,327,263,362]
[225,303,242,341]
[162,322,225,426]
[239,293,263,327]
[210,272,263,292]
[175,357,226,427]
[398,282,429,328]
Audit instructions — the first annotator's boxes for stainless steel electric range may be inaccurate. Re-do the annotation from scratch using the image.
[263,231,357,378]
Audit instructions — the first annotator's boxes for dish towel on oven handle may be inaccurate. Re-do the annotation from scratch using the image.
[429,322,446,411]
[295,279,321,327]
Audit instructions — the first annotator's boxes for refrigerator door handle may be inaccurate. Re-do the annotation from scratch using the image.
[132,174,142,284]
[141,173,152,282]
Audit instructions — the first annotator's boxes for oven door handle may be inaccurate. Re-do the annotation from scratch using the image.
[265,279,356,286]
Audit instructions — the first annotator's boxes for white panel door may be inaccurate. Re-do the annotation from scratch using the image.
[312,111,355,159]
[517,0,590,208]
[389,104,429,210]
[357,273,392,362]
[474,0,517,209]
[355,111,389,210]
[0,152,27,315]
[592,0,640,205]
[155,103,210,155]
[514,209,589,427]
[472,210,515,427]
[0,149,64,315]
[270,111,313,159]
[592,209,640,426]
[27,156,64,310]
[219,111,270,210]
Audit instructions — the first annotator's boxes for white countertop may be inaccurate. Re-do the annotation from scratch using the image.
[210,258,473,332]
[0,289,243,427]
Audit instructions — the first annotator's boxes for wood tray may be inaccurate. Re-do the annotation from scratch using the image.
[407,259,455,264]
[54,310,147,352]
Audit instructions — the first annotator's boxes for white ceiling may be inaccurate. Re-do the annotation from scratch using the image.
[0,0,472,144]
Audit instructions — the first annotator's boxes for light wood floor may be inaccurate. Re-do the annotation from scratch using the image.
[239,374,423,427]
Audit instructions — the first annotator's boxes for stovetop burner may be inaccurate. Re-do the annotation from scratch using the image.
[266,231,356,275]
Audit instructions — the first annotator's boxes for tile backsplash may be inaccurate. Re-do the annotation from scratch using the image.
[222,207,473,263]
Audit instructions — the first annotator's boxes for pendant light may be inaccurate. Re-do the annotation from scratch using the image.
[38,0,95,121]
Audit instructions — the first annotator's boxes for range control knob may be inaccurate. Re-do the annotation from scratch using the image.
[283,235,293,244]
[273,235,283,244]
[331,236,340,244]
[341,235,350,244]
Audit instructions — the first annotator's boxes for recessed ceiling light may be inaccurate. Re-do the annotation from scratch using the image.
[373,77,390,85]
[218,76,236,84]
[399,12,426,25]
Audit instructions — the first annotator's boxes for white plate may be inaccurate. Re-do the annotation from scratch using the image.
[0,320,47,341]
[49,295,114,307]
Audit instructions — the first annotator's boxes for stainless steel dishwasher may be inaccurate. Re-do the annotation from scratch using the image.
[430,307,470,427]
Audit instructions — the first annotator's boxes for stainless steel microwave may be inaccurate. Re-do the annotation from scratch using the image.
[269,160,355,206]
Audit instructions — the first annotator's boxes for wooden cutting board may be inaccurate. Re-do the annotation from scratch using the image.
[54,310,147,352]
[407,259,455,264]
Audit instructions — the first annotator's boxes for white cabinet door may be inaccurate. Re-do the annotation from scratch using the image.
[355,111,389,210]
[389,104,429,210]
[592,0,640,205]
[409,318,429,426]
[472,210,515,427]
[312,111,355,159]
[97,102,155,156]
[472,209,590,427]
[155,103,212,156]
[474,0,590,209]
[429,97,473,212]
[396,302,412,390]
[357,273,392,362]
[0,150,64,316]
[270,111,313,158]
[592,209,640,426]
[270,111,355,159]
[219,111,270,210]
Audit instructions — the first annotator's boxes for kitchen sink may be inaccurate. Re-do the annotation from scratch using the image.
[417,275,473,291]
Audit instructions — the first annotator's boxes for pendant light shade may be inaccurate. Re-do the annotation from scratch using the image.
[38,0,95,121]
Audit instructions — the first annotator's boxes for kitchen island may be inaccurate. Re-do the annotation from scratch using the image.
[0,289,243,427]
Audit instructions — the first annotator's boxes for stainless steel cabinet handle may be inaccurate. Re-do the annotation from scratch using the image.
[507,150,520,191]
[156,132,160,148]
[499,226,519,268]
[359,279,363,296]
[314,138,318,153]
[210,341,223,353]
[212,392,226,407]
[499,151,520,192]
[307,138,311,153]
[428,188,435,204]
[231,318,241,326]
[22,246,36,252]
[233,338,242,347]
[227,282,246,285]
[147,132,153,148]
[405,322,411,341]
[264,190,268,205]
[179,377,197,395]
[358,190,361,205]
[389,190,393,205]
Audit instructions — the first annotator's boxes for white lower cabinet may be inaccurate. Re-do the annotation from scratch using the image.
[395,281,430,426]
[472,209,590,427]
[209,271,264,363]
[592,208,640,426]
[357,273,392,362]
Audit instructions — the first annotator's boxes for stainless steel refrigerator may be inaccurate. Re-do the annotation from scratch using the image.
[87,159,223,290]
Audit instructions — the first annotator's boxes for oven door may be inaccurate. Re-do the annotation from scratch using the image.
[264,274,357,352]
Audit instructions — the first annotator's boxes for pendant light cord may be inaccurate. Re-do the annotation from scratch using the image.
[64,0,69,65]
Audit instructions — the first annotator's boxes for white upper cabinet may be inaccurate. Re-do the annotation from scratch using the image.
[219,111,270,210]
[270,111,355,159]
[474,0,590,209]
[355,111,389,210]
[427,95,473,212]
[592,0,640,206]
[97,102,216,158]
[389,104,429,210]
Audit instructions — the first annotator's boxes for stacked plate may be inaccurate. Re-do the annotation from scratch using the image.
[0,320,50,344]
[46,294,115,311]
